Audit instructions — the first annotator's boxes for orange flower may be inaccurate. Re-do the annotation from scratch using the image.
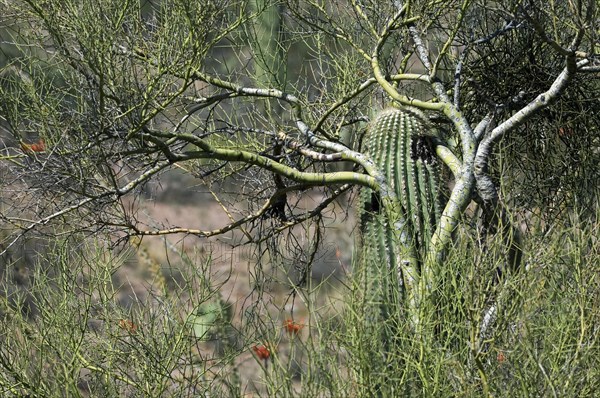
[558,127,573,138]
[497,351,506,363]
[283,319,303,335]
[252,344,271,360]
[20,139,45,153]
[118,319,138,334]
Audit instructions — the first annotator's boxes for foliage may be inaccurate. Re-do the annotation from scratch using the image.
[0,0,598,396]
[0,238,246,396]
[0,218,598,396]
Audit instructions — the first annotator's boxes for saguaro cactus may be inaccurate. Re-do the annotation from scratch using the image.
[357,108,443,326]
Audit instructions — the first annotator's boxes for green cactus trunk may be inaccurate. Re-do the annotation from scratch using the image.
[356,108,442,374]
[352,108,442,394]
[250,0,285,89]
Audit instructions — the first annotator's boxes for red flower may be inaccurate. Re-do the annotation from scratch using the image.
[283,319,303,335]
[20,139,46,153]
[118,319,138,334]
[252,344,271,360]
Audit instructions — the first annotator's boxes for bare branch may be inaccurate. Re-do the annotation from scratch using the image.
[475,57,588,203]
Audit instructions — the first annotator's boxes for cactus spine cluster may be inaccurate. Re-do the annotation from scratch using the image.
[358,108,442,323]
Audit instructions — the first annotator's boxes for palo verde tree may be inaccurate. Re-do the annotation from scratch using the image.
[0,0,599,395]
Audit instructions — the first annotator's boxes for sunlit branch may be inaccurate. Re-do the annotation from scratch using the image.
[371,9,446,112]
[142,127,382,190]
[277,131,342,162]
